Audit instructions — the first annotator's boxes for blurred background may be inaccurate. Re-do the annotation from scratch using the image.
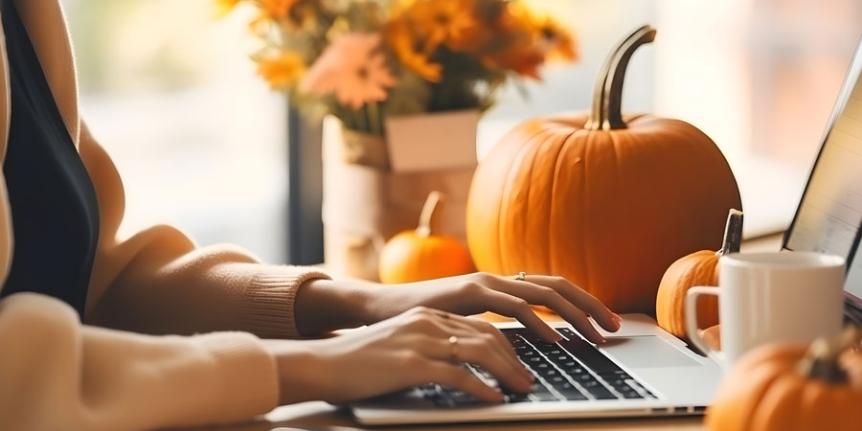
[61,0,862,264]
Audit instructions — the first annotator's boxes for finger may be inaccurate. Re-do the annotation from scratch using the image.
[525,275,621,332]
[491,279,607,343]
[425,360,504,403]
[401,307,456,338]
[437,315,533,382]
[478,288,561,342]
[427,335,533,393]
[448,316,523,371]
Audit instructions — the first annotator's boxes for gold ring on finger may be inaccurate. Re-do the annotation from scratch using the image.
[448,335,460,363]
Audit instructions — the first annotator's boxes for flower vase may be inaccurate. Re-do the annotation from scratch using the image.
[322,114,478,280]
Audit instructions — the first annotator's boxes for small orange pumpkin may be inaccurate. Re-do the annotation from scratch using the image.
[656,209,743,340]
[707,328,862,431]
[466,25,741,312]
[379,191,475,283]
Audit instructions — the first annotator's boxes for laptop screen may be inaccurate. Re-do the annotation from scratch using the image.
[784,39,862,311]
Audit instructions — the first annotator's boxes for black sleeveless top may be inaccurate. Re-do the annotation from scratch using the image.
[0,0,100,316]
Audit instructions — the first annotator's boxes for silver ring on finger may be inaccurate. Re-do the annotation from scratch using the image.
[514,271,527,281]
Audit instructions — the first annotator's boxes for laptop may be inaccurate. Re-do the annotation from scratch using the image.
[351,36,862,426]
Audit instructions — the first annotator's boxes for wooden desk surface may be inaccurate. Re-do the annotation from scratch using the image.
[201,402,704,431]
[197,234,783,431]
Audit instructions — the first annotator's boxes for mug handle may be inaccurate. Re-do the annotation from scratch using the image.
[685,286,721,359]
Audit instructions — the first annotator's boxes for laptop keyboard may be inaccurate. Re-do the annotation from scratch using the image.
[423,327,656,407]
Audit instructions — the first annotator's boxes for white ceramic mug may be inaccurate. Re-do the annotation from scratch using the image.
[685,251,845,368]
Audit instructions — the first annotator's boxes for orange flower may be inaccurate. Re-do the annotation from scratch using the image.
[533,15,578,61]
[403,0,478,53]
[300,33,396,109]
[257,51,306,89]
[214,0,241,17]
[386,19,443,82]
[479,3,545,78]
[257,0,298,19]
[482,45,545,79]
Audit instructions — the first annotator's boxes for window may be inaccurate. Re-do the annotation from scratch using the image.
[63,0,862,259]
[62,0,288,262]
[484,0,862,237]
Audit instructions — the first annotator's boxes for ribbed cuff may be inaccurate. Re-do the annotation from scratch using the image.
[240,267,331,339]
[193,332,279,422]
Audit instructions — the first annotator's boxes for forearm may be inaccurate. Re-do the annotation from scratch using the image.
[293,278,375,335]
[88,228,331,338]
[0,293,279,430]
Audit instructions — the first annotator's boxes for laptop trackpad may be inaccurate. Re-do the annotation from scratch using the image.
[601,336,699,368]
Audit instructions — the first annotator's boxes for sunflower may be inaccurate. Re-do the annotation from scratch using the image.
[256,51,306,89]
[386,18,443,82]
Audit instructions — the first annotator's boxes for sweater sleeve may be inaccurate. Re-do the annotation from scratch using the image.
[78,122,330,338]
[0,293,280,431]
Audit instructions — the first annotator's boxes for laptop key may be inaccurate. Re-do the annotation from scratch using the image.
[531,391,561,402]
[547,376,589,401]
[504,393,531,403]
[528,382,561,402]
[598,370,632,382]
[580,379,601,389]
[574,373,597,383]
[587,387,618,400]
[536,367,558,377]
[526,356,543,364]
[548,375,567,385]
[606,378,630,388]
[448,390,482,406]
[621,390,643,399]
[556,383,588,401]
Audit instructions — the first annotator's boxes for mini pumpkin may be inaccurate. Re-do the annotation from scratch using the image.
[707,328,862,431]
[656,209,743,340]
[379,191,475,283]
[466,25,741,312]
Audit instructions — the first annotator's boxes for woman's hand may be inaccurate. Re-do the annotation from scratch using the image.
[366,273,621,343]
[267,307,534,405]
[295,273,621,343]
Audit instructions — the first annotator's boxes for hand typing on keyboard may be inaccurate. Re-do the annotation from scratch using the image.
[422,328,656,407]
[276,272,622,406]
[270,307,535,404]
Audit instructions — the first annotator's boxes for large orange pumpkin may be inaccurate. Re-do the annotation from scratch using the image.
[656,209,743,340]
[466,25,741,312]
[379,191,475,283]
[707,329,862,431]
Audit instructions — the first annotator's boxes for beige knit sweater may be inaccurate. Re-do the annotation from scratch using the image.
[0,1,330,429]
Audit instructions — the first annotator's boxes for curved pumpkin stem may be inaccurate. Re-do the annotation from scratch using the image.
[798,327,862,384]
[416,191,444,238]
[586,25,656,131]
[716,209,744,256]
